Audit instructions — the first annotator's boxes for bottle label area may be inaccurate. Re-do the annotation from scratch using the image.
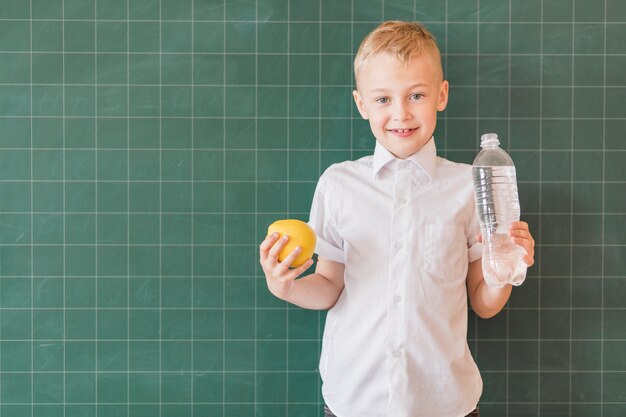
[472,166,520,235]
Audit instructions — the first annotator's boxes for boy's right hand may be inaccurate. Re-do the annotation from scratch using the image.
[259,233,314,299]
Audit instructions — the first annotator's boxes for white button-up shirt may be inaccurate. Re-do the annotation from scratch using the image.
[309,138,483,417]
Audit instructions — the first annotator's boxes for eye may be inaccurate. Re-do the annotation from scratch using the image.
[375,97,389,104]
[410,93,423,101]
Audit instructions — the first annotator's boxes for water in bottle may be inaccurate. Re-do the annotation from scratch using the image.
[472,133,527,287]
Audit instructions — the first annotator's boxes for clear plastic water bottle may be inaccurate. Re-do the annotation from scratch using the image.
[472,133,527,287]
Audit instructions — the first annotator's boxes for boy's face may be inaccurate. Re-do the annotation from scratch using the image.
[353,52,449,159]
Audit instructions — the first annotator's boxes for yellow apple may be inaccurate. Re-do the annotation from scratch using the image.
[267,219,316,267]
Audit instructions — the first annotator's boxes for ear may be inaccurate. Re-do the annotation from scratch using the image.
[437,80,449,112]
[353,89,369,120]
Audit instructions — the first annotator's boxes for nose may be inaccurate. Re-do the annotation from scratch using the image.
[392,101,411,121]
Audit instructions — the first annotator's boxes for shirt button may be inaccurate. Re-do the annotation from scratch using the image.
[395,241,404,250]
[397,196,407,205]
[393,295,402,303]
[393,350,402,358]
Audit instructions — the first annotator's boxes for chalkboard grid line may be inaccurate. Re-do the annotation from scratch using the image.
[9,81,626,88]
[569,2,575,414]
[0,400,624,408]
[0,303,622,311]
[0,400,333,405]
[158,0,163,414]
[62,0,68,413]
[601,0,608,415]
[221,0,227,415]
[3,178,626,184]
[4,147,626,154]
[189,0,195,414]
[7,51,626,57]
[506,0,512,414]
[1,305,625,312]
[4,115,626,121]
[253,0,259,413]
[537,0,544,412]
[126,0,131,416]
[0,336,625,344]
[0,267,624,282]
[5,18,626,25]
[94,1,99,413]
[5,80,626,91]
[10,51,626,58]
[28,0,33,416]
[0,401,330,407]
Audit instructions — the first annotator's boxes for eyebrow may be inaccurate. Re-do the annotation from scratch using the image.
[368,83,429,94]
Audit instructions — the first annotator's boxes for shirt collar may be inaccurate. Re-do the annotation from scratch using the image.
[372,137,438,180]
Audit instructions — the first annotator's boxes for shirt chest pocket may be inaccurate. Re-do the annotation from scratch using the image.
[423,224,468,282]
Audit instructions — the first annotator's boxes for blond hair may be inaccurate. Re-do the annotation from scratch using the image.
[354,21,443,82]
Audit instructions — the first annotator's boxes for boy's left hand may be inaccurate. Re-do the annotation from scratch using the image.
[509,221,535,267]
[477,221,535,267]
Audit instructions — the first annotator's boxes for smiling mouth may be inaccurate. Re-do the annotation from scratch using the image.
[388,128,417,136]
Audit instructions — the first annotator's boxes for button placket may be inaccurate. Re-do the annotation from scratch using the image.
[388,166,411,411]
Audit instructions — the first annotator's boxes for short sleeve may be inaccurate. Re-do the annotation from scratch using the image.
[308,171,345,264]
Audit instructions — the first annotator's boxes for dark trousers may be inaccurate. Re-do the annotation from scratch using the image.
[323,404,480,417]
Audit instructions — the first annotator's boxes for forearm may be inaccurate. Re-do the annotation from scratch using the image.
[470,279,512,318]
[270,272,343,310]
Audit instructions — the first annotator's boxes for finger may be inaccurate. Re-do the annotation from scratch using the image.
[259,232,280,262]
[289,258,315,278]
[268,234,290,260]
[511,228,536,249]
[510,221,528,231]
[509,228,530,240]
[511,235,535,247]
[511,236,532,251]
[476,233,483,243]
[509,222,528,232]
[278,245,302,270]
[511,236,534,260]
[523,252,535,267]
[510,227,535,246]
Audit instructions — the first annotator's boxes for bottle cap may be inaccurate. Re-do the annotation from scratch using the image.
[480,133,500,148]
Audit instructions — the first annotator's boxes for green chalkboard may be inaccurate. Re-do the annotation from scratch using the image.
[0,0,624,416]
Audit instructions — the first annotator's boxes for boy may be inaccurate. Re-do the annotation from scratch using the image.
[259,21,535,417]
